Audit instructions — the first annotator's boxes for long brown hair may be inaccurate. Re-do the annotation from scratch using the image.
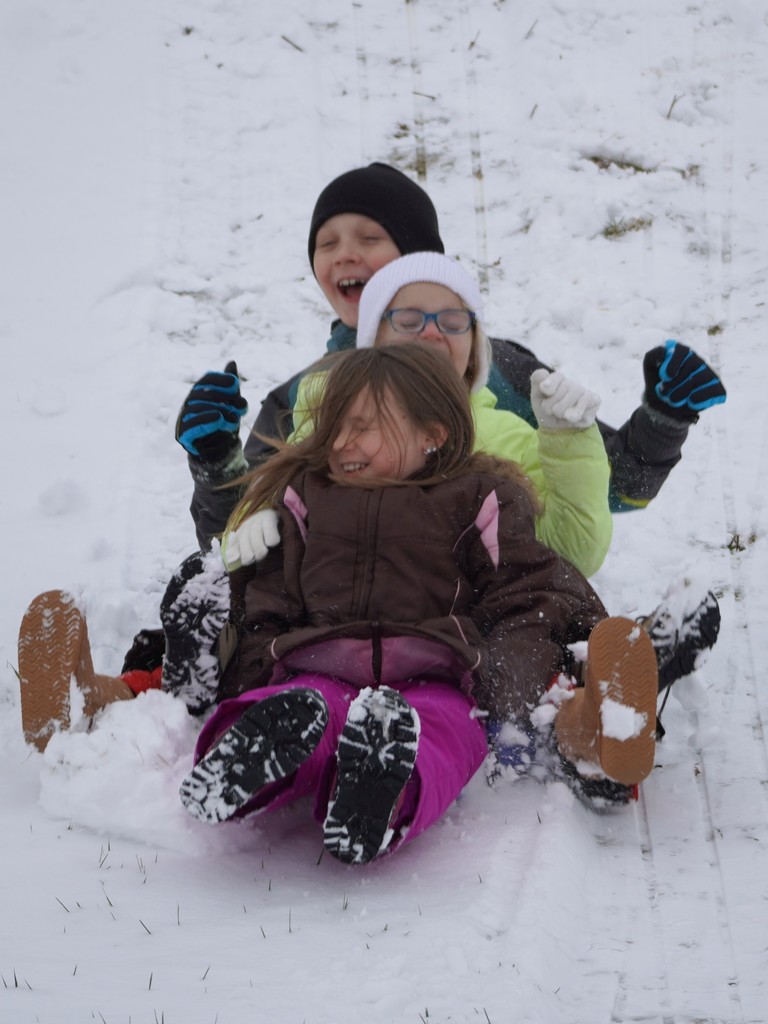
[229,344,536,528]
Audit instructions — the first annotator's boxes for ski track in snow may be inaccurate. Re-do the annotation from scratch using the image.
[2,1,768,1021]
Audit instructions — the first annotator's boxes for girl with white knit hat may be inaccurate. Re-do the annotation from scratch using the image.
[354,250,492,394]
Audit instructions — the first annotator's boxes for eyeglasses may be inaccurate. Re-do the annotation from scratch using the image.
[382,308,476,335]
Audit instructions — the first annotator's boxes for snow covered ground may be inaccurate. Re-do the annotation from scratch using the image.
[1,1,767,1021]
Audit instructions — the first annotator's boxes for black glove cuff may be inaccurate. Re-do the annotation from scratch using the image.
[188,438,248,485]
[193,428,242,461]
[636,401,694,454]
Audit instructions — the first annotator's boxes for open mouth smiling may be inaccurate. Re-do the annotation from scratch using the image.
[337,277,368,299]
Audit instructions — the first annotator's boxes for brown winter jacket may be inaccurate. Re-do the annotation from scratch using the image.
[221,468,607,720]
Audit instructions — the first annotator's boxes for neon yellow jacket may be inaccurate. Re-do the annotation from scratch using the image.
[474,387,612,576]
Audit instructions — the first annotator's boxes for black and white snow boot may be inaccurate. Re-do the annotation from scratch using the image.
[323,686,420,865]
[160,548,231,713]
[179,688,329,823]
[639,586,721,738]
[640,587,721,693]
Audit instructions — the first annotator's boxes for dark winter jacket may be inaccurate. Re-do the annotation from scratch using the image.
[188,322,691,548]
[219,468,607,720]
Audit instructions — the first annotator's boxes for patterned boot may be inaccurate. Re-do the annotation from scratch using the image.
[323,687,420,865]
[639,587,721,693]
[160,549,231,714]
[179,688,329,824]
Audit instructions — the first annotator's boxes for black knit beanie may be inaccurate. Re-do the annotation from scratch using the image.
[308,163,444,271]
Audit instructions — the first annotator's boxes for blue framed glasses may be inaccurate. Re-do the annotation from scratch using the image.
[383,308,476,335]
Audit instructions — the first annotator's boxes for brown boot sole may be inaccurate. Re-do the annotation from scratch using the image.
[18,591,87,752]
[587,616,658,785]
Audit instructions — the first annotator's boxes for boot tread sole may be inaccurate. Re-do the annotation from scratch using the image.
[324,687,419,865]
[179,688,329,823]
[18,591,86,751]
[588,616,658,785]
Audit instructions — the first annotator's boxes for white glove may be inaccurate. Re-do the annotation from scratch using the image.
[222,508,281,570]
[530,369,601,431]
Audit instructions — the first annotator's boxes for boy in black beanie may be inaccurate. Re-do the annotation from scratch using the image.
[307,163,443,330]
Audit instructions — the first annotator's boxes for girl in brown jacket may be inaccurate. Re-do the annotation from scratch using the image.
[177,343,658,864]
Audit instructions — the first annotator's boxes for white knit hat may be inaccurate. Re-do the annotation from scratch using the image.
[356,252,491,392]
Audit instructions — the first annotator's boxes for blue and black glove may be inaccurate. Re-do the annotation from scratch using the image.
[175,360,248,460]
[643,340,726,423]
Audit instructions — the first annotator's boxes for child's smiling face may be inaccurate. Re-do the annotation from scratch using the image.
[313,214,401,327]
[328,385,439,482]
[376,282,475,382]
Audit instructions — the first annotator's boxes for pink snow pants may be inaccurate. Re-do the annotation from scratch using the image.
[193,675,489,853]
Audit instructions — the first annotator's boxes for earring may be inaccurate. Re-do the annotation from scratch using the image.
[423,445,438,455]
